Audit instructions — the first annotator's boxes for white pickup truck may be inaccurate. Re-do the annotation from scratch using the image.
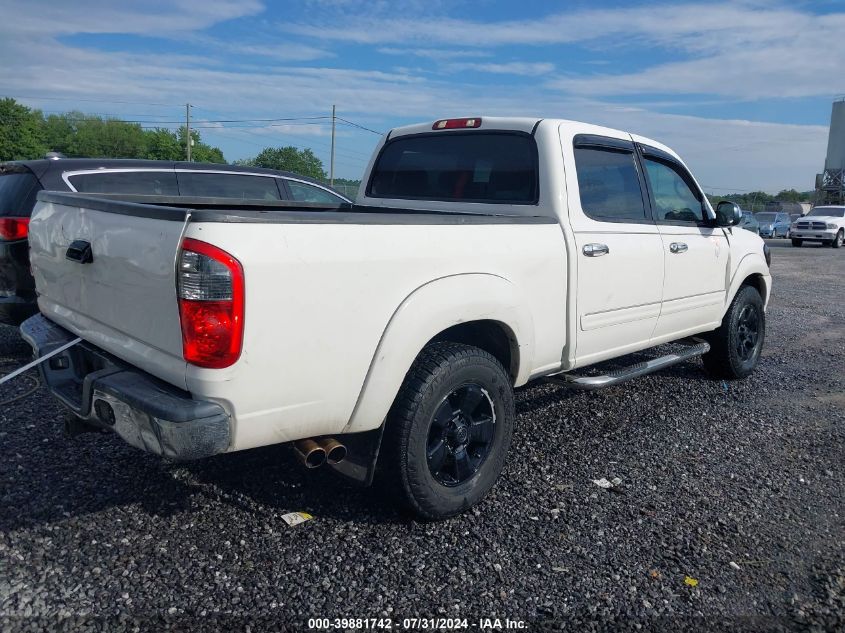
[790,205,845,247]
[21,117,771,519]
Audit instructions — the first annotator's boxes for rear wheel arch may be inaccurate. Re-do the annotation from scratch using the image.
[343,274,533,435]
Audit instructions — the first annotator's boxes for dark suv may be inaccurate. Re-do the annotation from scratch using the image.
[0,158,351,325]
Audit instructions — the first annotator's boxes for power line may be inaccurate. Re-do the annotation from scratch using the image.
[11,95,181,107]
[205,124,371,165]
[205,125,370,169]
[335,117,384,136]
[0,112,332,125]
[186,104,376,161]
[5,98,383,136]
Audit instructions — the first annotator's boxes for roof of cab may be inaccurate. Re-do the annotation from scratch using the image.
[0,158,305,179]
[386,116,676,158]
[388,117,541,138]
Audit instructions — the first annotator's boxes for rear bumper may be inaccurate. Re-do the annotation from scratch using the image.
[0,238,37,326]
[20,314,231,460]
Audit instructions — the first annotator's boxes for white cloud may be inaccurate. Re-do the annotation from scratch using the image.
[446,62,554,77]
[0,0,264,35]
[210,42,334,62]
[378,47,492,61]
[283,2,845,99]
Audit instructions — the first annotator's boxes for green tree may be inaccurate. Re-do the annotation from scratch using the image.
[176,127,225,163]
[144,128,183,160]
[38,113,226,163]
[244,146,326,180]
[706,190,776,213]
[42,113,77,155]
[42,112,147,158]
[0,98,46,160]
[775,189,802,202]
[332,177,361,188]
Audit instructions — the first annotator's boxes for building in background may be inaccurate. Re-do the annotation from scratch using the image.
[815,98,845,206]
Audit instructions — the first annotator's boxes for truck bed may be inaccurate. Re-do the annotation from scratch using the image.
[27,190,567,451]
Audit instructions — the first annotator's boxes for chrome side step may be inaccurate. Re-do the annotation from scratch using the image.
[544,341,710,391]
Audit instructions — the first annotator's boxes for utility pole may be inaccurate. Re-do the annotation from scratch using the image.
[330,104,336,187]
[185,103,192,162]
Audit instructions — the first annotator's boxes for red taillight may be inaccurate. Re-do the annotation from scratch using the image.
[432,117,482,130]
[0,217,30,241]
[177,238,244,369]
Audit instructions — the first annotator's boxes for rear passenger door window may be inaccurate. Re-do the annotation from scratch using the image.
[286,180,344,204]
[641,158,705,224]
[177,172,282,200]
[572,145,648,223]
[68,171,179,195]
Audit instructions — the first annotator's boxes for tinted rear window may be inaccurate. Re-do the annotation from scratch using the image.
[69,171,179,195]
[0,171,42,216]
[367,132,538,204]
[178,172,282,200]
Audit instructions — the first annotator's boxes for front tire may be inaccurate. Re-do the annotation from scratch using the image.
[792,238,802,247]
[384,342,514,520]
[702,285,765,379]
[833,230,843,249]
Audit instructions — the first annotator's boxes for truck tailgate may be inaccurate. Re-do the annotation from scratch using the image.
[28,194,188,388]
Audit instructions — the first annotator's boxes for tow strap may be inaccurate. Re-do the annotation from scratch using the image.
[0,337,82,386]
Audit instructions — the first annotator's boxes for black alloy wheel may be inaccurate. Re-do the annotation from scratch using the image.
[702,284,765,379]
[426,383,496,487]
[735,303,761,363]
[384,342,514,520]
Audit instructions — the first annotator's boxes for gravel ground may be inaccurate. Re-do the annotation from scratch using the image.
[1,240,842,632]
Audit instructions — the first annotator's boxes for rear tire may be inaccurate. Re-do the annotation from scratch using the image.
[384,342,514,520]
[791,238,802,247]
[702,285,765,380]
[833,230,843,249]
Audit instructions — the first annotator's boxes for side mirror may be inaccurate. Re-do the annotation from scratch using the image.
[715,201,742,227]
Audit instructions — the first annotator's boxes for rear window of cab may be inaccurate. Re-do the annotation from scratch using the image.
[367,132,538,204]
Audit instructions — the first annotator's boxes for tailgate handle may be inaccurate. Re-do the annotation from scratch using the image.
[66,240,94,264]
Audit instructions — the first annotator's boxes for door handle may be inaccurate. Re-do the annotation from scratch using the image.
[669,242,688,254]
[583,243,609,257]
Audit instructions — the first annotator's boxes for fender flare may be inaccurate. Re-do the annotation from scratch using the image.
[342,273,534,434]
[724,252,770,315]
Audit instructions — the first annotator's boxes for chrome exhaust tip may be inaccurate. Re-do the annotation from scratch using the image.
[318,438,347,465]
[293,439,326,469]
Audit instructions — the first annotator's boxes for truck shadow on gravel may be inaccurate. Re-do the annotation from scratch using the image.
[0,361,720,534]
[0,428,412,532]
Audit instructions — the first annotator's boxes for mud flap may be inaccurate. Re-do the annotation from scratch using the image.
[327,425,386,486]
